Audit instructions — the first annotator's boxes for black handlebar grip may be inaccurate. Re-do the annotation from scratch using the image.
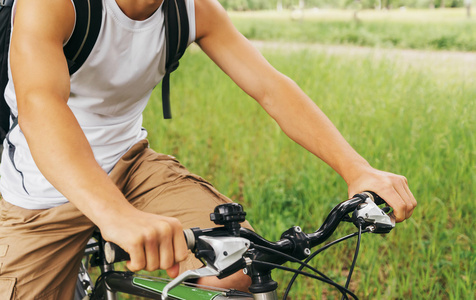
[183,229,196,250]
[364,191,387,206]
[104,242,130,264]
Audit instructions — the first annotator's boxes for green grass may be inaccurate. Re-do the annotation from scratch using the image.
[228,8,476,52]
[135,45,476,299]
[109,8,476,299]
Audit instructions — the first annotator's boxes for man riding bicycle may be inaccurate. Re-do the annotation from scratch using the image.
[0,0,416,298]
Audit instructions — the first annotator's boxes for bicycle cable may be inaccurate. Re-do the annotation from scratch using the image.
[252,260,359,300]
[283,228,370,300]
[251,244,352,300]
[251,244,332,280]
[341,224,363,300]
[89,271,116,299]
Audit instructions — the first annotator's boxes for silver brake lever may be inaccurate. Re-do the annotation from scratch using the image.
[161,235,250,300]
[353,197,395,233]
[161,266,219,300]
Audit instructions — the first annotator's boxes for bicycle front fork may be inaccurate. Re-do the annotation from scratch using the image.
[248,271,279,300]
[252,290,278,300]
[101,263,117,300]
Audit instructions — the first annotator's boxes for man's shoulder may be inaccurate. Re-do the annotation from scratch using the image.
[14,0,75,45]
[193,0,230,41]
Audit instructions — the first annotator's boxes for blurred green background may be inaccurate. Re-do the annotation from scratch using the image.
[122,3,475,300]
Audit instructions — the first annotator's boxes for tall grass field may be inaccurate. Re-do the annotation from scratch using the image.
[121,8,474,300]
[138,42,475,299]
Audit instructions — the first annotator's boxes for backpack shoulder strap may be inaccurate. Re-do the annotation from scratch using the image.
[63,0,102,75]
[0,0,14,142]
[162,0,189,119]
[0,0,102,146]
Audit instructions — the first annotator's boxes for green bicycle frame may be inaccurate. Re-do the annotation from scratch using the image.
[91,272,253,299]
[133,277,223,300]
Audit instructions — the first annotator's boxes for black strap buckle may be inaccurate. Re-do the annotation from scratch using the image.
[165,61,180,74]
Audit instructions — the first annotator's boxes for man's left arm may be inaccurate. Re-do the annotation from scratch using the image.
[194,0,416,222]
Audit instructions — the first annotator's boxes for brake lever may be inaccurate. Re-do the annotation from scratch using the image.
[352,196,395,233]
[162,235,250,300]
[161,266,220,300]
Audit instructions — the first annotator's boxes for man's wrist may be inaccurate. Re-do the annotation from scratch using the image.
[339,159,373,186]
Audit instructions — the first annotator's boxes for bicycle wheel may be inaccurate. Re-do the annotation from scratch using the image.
[74,277,88,300]
[75,258,94,300]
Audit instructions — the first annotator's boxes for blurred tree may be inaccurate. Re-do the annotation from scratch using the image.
[218,0,465,10]
[465,0,472,16]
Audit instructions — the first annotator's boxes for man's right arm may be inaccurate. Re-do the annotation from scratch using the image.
[10,0,187,274]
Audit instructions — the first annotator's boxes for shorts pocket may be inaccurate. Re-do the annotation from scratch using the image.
[0,277,16,300]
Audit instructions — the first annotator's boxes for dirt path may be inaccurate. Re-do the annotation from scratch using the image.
[252,40,476,62]
[251,40,476,78]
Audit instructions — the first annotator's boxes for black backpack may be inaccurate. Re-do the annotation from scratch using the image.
[0,0,189,148]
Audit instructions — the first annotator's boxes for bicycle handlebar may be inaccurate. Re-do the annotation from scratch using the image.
[182,192,393,267]
[103,192,394,299]
[100,192,395,300]
[105,192,393,265]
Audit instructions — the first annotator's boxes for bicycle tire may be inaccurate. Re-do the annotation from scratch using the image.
[74,277,88,300]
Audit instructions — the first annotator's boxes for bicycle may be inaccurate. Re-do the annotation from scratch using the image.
[75,192,395,300]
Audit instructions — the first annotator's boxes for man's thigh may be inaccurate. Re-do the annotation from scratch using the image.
[0,199,94,299]
[110,140,253,272]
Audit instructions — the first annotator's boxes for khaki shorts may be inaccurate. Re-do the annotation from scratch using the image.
[0,140,252,299]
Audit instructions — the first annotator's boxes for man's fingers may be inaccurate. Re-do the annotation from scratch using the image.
[402,179,417,216]
[126,243,146,272]
[347,168,417,223]
[166,263,181,278]
[157,217,187,270]
[144,233,161,271]
[173,220,189,263]
[384,175,417,222]
[387,187,407,223]
[400,184,414,219]
[157,223,175,270]
[121,215,187,272]
[393,176,417,220]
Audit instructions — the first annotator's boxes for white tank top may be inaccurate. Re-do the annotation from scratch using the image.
[0,0,196,209]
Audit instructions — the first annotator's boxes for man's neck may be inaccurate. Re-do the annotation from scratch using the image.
[115,0,164,21]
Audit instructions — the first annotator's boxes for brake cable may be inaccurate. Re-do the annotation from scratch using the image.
[251,238,361,300]
[282,228,371,300]
[341,224,363,300]
[251,244,331,280]
[252,260,359,300]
